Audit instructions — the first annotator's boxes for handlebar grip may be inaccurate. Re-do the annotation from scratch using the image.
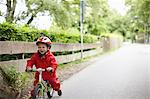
[25,69,34,72]
[50,69,54,73]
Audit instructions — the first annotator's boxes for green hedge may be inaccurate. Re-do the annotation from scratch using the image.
[48,26,98,43]
[0,23,98,43]
[49,32,98,43]
[0,23,47,41]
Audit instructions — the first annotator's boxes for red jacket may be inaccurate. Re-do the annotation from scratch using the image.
[26,51,58,80]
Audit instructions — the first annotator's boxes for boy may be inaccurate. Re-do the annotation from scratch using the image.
[26,36,62,97]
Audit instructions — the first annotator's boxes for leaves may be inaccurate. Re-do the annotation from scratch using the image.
[125,0,150,33]
[0,66,28,90]
[0,22,43,41]
[48,26,98,43]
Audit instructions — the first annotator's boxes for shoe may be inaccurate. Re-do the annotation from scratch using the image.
[57,90,62,96]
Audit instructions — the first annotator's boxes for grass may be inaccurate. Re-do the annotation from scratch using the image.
[58,48,118,69]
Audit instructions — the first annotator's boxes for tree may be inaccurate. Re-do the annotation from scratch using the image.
[125,0,150,42]
[125,0,150,33]
[0,0,71,28]
[59,0,110,35]
[0,0,17,23]
[83,0,110,35]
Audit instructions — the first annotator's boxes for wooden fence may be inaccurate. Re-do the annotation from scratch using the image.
[0,38,122,72]
[0,41,103,72]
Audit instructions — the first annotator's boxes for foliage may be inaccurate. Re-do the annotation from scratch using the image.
[106,12,131,37]
[0,22,47,41]
[0,0,71,28]
[0,22,98,43]
[100,32,123,40]
[0,0,127,42]
[83,0,110,36]
[0,0,116,37]
[0,66,29,90]
[125,0,150,33]
[83,34,98,43]
[48,26,98,43]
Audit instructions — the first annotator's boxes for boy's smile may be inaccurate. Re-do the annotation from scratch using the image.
[38,43,48,54]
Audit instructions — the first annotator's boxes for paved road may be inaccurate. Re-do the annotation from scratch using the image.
[54,44,150,99]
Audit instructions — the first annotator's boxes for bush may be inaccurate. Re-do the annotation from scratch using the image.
[83,34,98,43]
[0,66,29,91]
[0,23,98,43]
[0,23,18,41]
[100,32,123,40]
[48,26,98,43]
[0,22,47,41]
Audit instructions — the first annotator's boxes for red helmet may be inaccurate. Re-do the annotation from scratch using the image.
[36,36,52,47]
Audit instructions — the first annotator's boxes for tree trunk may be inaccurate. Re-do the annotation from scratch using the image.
[6,0,17,23]
[27,15,34,25]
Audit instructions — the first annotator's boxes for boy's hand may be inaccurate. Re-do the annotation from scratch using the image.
[27,67,32,71]
[25,67,32,72]
[46,67,53,72]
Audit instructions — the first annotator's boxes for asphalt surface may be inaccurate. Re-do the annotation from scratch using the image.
[53,44,150,99]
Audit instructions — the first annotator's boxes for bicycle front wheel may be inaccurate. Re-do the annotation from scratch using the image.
[33,84,44,99]
[47,86,54,98]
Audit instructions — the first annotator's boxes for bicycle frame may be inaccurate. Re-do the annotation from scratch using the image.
[36,69,46,97]
[29,68,54,99]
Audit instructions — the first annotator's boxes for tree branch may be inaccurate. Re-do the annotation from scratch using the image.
[27,14,34,24]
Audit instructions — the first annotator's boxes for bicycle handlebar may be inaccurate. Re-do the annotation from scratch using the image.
[25,68,53,73]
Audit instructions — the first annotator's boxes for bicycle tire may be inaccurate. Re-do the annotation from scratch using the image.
[33,84,43,99]
[47,88,54,98]
[47,91,52,98]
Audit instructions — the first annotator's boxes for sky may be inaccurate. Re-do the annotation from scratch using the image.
[0,0,128,30]
[108,0,128,15]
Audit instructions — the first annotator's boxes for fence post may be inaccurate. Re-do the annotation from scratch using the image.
[22,53,25,59]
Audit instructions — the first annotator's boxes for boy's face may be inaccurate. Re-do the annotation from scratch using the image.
[37,43,48,54]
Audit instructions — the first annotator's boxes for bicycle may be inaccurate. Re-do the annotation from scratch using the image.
[26,68,54,99]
